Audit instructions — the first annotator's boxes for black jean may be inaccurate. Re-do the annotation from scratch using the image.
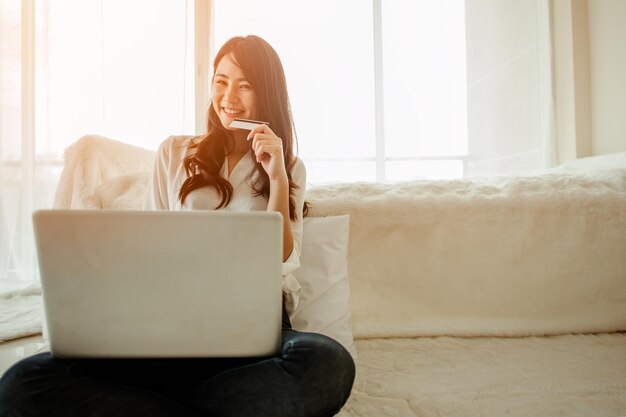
[0,301,355,417]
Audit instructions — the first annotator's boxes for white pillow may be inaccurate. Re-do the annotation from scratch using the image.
[289,215,357,359]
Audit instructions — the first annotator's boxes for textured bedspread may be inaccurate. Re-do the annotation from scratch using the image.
[337,333,626,417]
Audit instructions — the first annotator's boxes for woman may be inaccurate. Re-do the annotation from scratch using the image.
[0,35,355,417]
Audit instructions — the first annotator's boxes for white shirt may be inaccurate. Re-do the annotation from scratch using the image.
[143,135,306,311]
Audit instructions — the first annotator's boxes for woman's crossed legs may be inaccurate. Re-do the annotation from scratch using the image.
[0,329,355,417]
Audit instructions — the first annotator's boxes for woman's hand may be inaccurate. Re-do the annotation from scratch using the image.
[248,124,293,259]
[247,124,287,182]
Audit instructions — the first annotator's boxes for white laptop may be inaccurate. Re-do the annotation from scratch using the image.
[32,209,284,359]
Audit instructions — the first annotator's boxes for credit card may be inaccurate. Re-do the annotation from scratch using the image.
[229,118,270,130]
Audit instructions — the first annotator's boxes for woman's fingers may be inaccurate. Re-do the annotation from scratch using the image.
[250,133,279,150]
[254,143,282,163]
[250,133,282,158]
[246,123,275,141]
[255,145,282,162]
[246,125,287,177]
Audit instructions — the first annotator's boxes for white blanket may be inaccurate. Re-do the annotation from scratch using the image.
[53,135,155,209]
[0,286,42,342]
[307,171,626,338]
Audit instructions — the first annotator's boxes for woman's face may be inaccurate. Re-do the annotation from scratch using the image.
[211,55,257,130]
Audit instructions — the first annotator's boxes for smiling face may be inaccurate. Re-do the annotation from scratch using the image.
[211,54,257,130]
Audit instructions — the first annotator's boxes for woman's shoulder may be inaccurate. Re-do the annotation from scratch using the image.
[290,156,306,184]
[159,134,200,150]
[157,135,202,159]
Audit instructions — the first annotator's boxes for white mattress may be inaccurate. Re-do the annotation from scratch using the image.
[337,332,626,417]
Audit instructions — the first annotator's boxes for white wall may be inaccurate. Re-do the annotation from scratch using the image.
[588,0,626,156]
[552,0,593,163]
[464,0,553,176]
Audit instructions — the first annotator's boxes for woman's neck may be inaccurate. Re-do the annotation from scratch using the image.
[230,131,250,156]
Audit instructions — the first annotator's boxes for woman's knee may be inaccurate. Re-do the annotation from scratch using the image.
[312,334,355,401]
[0,353,66,413]
[283,332,356,407]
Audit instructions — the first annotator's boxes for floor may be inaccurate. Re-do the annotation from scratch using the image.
[0,279,46,376]
[0,335,47,376]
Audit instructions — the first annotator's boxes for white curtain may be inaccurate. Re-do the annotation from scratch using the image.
[0,0,42,291]
[0,0,195,292]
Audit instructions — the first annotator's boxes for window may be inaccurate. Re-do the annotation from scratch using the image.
[39,0,196,154]
[212,0,468,183]
[0,0,194,285]
[382,0,467,180]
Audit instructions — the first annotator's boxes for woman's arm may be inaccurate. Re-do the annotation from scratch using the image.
[143,137,172,210]
[248,124,297,261]
[267,177,294,261]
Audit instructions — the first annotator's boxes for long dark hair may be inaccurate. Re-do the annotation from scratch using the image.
[178,35,308,220]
